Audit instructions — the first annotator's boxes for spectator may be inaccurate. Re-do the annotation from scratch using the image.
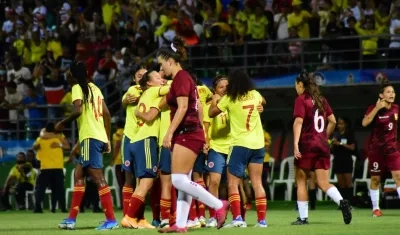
[342,0,361,27]
[26,149,40,170]
[29,30,47,65]
[117,53,135,92]
[47,29,63,61]
[83,12,106,43]
[33,122,70,213]
[340,16,360,69]
[0,87,8,140]
[55,46,73,73]
[5,81,23,139]
[288,0,314,39]
[94,49,117,96]
[32,0,47,31]
[102,0,121,32]
[20,83,46,139]
[42,67,65,119]
[274,2,289,40]
[2,9,18,46]
[7,58,32,97]
[389,8,400,68]
[1,152,37,211]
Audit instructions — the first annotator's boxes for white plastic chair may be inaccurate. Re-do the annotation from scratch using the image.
[268,158,275,184]
[65,168,75,207]
[104,166,121,208]
[353,158,370,195]
[270,156,295,201]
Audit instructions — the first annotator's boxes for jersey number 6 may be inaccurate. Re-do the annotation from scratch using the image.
[314,110,325,133]
[242,105,255,131]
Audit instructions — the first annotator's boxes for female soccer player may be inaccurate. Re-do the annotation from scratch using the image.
[361,82,400,217]
[292,72,352,225]
[209,69,267,228]
[56,61,118,230]
[121,70,166,229]
[120,66,146,217]
[203,75,230,228]
[157,36,229,233]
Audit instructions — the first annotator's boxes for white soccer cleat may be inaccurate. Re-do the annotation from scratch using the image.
[187,218,201,229]
[206,218,217,228]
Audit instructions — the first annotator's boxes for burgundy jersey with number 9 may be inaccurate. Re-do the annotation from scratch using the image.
[365,104,399,150]
[293,93,333,145]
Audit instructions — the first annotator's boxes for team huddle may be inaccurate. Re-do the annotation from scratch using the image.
[52,36,400,231]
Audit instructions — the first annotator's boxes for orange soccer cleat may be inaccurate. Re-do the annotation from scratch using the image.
[372,209,382,217]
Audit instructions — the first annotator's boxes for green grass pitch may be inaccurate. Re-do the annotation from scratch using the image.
[0,202,398,235]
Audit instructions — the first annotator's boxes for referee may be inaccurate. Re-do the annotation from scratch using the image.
[33,123,70,213]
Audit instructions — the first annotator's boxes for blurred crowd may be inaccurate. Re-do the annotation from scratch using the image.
[0,0,400,140]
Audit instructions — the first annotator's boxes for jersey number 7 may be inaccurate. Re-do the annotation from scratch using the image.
[242,105,255,131]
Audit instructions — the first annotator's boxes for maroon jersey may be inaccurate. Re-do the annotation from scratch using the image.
[166,70,202,133]
[365,104,399,152]
[294,93,333,155]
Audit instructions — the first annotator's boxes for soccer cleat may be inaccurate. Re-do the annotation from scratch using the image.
[254,220,267,228]
[138,219,156,229]
[187,218,201,229]
[121,215,139,229]
[158,224,187,233]
[58,218,76,230]
[216,200,229,229]
[240,221,247,228]
[206,218,217,228]
[372,209,382,217]
[160,219,170,228]
[291,217,309,225]
[152,219,161,227]
[339,200,352,224]
[199,216,206,227]
[95,220,119,230]
[223,216,245,228]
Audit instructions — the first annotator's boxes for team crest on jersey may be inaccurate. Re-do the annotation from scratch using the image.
[124,160,130,167]
[395,114,398,121]
[153,166,158,172]
[208,161,214,168]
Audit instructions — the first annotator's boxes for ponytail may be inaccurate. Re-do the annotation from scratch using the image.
[70,61,94,108]
[296,72,324,113]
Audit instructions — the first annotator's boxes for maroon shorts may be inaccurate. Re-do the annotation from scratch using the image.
[171,130,205,155]
[295,142,331,170]
[368,147,400,176]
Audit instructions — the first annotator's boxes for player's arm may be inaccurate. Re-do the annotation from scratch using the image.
[32,139,40,151]
[203,121,210,144]
[56,99,83,129]
[102,100,111,141]
[159,96,168,110]
[362,100,385,127]
[122,93,139,108]
[208,94,223,118]
[326,114,337,139]
[198,100,204,126]
[135,107,160,122]
[112,135,121,165]
[60,136,71,150]
[66,142,80,164]
[293,117,303,149]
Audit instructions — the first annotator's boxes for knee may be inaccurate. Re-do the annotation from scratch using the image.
[370,177,380,187]
[171,174,188,188]
[209,178,220,189]
[317,180,330,191]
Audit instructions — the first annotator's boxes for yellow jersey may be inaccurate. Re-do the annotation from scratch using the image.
[133,87,162,142]
[9,163,36,185]
[288,10,312,39]
[30,40,47,63]
[203,103,231,154]
[72,83,108,143]
[60,91,72,116]
[34,136,64,169]
[123,85,142,140]
[47,40,63,60]
[217,90,264,149]
[197,85,213,107]
[228,11,248,37]
[158,82,172,147]
[247,14,268,40]
[112,128,124,165]
[263,131,271,163]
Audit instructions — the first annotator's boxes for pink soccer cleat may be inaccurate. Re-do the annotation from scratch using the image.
[216,200,229,229]
[158,224,187,233]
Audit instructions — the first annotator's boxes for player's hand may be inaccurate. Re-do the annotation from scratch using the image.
[257,104,264,113]
[203,143,209,155]
[127,94,138,104]
[55,121,65,132]
[104,141,111,154]
[331,139,340,146]
[50,142,61,149]
[212,94,221,104]
[163,132,173,149]
[294,144,302,159]
[376,98,386,110]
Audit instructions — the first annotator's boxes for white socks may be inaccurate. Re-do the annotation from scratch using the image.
[326,187,343,205]
[171,174,223,210]
[369,189,380,210]
[176,190,192,228]
[297,201,308,220]
[397,187,400,198]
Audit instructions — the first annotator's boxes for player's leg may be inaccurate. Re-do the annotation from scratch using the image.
[387,151,400,213]
[204,149,225,228]
[315,156,351,224]
[193,154,207,227]
[238,180,248,225]
[368,151,383,217]
[159,147,173,228]
[58,163,85,229]
[150,176,161,226]
[308,171,317,210]
[86,139,118,230]
[248,147,267,227]
[121,136,134,217]
[114,164,124,209]
[124,138,158,229]
[187,156,205,229]
[224,146,247,228]
[292,167,309,225]
[34,169,50,213]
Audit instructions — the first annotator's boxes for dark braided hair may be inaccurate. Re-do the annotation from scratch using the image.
[296,72,325,112]
[70,61,94,108]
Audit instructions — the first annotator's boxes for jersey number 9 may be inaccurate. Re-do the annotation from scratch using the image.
[314,110,325,133]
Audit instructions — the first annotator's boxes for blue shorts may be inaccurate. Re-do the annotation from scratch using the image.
[205,149,227,174]
[79,138,106,169]
[227,146,265,178]
[193,153,206,174]
[159,146,171,174]
[121,135,135,174]
[122,136,158,178]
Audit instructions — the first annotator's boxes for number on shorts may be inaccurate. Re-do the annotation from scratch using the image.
[137,103,146,126]
[242,105,255,131]
[91,96,103,121]
[388,122,393,131]
[314,109,325,133]
[373,162,379,171]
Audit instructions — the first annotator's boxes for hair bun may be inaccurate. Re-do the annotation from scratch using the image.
[172,36,188,61]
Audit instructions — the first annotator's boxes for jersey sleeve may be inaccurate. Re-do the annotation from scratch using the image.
[365,105,375,116]
[71,84,83,103]
[172,72,191,97]
[205,86,213,100]
[149,88,162,110]
[293,96,305,119]
[159,85,170,96]
[217,95,229,112]
[9,166,18,177]
[203,104,211,123]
